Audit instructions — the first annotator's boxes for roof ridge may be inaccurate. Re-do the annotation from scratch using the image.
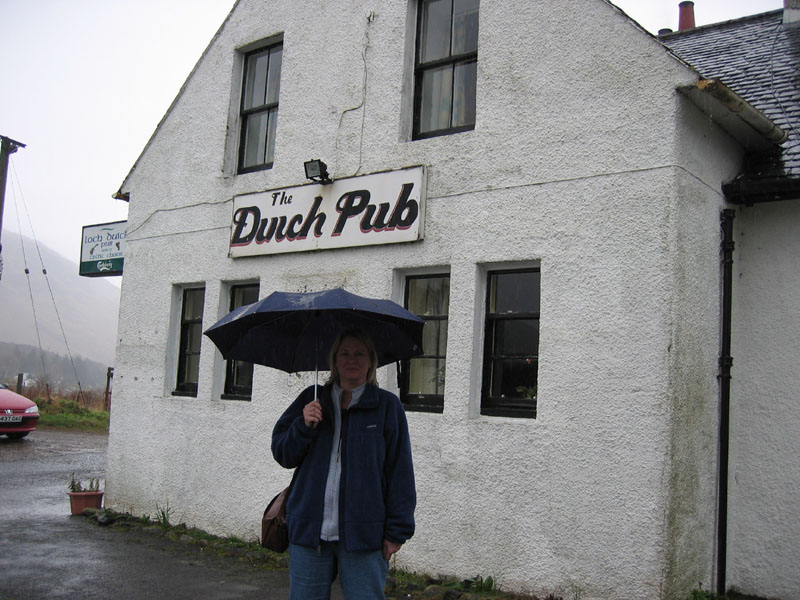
[658,9,782,39]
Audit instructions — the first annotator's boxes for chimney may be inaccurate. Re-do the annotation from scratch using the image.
[785,0,800,24]
[679,1,696,30]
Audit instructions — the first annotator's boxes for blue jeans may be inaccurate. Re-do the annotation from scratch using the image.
[289,541,389,599]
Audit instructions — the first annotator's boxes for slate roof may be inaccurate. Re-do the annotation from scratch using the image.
[660,10,800,202]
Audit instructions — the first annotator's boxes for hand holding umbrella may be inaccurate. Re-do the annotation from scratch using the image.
[302,398,323,427]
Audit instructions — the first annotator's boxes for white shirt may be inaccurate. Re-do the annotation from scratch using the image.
[319,382,366,541]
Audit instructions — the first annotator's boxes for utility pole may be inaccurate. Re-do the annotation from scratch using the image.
[0,135,26,281]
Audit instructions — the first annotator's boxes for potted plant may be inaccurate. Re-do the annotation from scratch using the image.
[67,472,103,515]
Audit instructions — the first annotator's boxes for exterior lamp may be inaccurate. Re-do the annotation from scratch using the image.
[304,159,332,184]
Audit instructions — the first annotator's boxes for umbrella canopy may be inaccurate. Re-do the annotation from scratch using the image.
[204,287,425,373]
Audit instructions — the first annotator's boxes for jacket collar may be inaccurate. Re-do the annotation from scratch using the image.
[320,383,380,412]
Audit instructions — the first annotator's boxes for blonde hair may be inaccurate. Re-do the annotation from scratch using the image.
[326,328,378,386]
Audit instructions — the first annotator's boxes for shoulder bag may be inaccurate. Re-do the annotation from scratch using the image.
[260,469,298,552]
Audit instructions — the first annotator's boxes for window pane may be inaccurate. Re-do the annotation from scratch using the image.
[420,0,452,63]
[407,276,449,316]
[482,269,539,417]
[239,43,281,173]
[185,323,203,354]
[266,46,282,105]
[184,353,201,388]
[232,285,259,308]
[490,271,540,314]
[452,0,479,55]
[226,284,258,397]
[229,359,254,391]
[403,274,449,410]
[492,319,539,357]
[244,50,269,109]
[408,357,446,395]
[422,320,448,356]
[243,112,268,168]
[489,358,537,399]
[176,288,204,394]
[184,289,205,320]
[452,60,477,128]
[419,65,453,134]
[266,109,278,165]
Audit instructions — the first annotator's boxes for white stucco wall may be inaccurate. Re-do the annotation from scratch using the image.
[728,201,800,600]
[105,1,744,598]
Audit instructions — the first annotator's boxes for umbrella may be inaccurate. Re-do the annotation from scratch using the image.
[204,287,425,377]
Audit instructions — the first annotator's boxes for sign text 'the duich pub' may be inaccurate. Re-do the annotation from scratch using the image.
[229,166,425,257]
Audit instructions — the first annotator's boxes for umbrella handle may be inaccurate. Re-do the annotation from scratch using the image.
[311,377,319,429]
[311,336,320,428]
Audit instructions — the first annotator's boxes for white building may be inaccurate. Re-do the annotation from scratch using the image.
[106,1,800,598]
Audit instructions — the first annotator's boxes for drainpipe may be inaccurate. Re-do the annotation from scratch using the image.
[717,209,735,596]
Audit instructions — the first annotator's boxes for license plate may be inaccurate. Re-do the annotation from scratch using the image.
[0,416,22,423]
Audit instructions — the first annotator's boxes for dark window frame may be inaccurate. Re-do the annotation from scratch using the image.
[237,42,282,174]
[174,287,206,397]
[221,283,259,401]
[413,0,479,140]
[400,274,450,413]
[481,268,540,419]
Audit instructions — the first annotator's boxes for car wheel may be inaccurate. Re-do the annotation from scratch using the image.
[6,432,30,439]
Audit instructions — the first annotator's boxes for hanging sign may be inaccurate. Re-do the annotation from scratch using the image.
[229,166,425,257]
[79,220,126,277]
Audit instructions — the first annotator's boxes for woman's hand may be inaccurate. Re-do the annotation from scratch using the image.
[303,400,322,428]
[383,539,402,560]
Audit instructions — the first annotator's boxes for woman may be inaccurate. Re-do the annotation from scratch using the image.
[271,328,416,599]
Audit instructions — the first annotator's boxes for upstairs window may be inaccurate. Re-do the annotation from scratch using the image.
[222,284,259,400]
[414,0,479,140]
[481,269,540,418]
[174,287,206,397]
[401,275,450,413]
[239,43,282,173]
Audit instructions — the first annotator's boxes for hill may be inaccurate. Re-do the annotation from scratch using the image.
[0,230,120,371]
[0,342,111,390]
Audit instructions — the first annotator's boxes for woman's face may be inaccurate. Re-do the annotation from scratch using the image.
[335,336,371,389]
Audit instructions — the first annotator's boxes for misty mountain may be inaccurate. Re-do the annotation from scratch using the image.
[0,230,120,369]
[0,342,111,390]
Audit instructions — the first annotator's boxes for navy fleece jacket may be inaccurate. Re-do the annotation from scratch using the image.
[271,384,416,551]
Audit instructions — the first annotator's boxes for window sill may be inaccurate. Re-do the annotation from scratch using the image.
[401,396,444,414]
[237,162,274,175]
[412,124,475,141]
[220,394,252,402]
[480,400,537,419]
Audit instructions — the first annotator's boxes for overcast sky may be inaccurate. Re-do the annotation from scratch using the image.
[0,0,784,279]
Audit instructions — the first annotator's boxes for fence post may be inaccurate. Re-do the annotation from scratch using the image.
[16,372,23,394]
[105,367,114,412]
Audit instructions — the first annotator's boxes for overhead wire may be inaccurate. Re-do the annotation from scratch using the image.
[10,177,49,389]
[8,156,85,401]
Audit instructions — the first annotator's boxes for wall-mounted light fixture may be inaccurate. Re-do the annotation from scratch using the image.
[304,159,332,184]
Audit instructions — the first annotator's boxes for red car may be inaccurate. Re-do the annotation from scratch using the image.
[0,382,39,439]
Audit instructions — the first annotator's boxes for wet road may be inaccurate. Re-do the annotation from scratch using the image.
[0,429,296,600]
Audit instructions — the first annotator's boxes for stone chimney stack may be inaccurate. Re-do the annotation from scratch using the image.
[785,0,800,24]
[679,1,696,30]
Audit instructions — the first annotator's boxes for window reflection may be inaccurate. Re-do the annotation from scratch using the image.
[415,0,479,139]
[482,269,540,418]
[402,275,450,413]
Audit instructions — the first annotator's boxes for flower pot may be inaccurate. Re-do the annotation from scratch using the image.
[68,491,104,515]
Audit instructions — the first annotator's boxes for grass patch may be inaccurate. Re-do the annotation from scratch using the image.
[37,399,109,431]
[88,510,291,570]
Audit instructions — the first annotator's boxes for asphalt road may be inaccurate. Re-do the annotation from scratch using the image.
[0,429,301,600]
